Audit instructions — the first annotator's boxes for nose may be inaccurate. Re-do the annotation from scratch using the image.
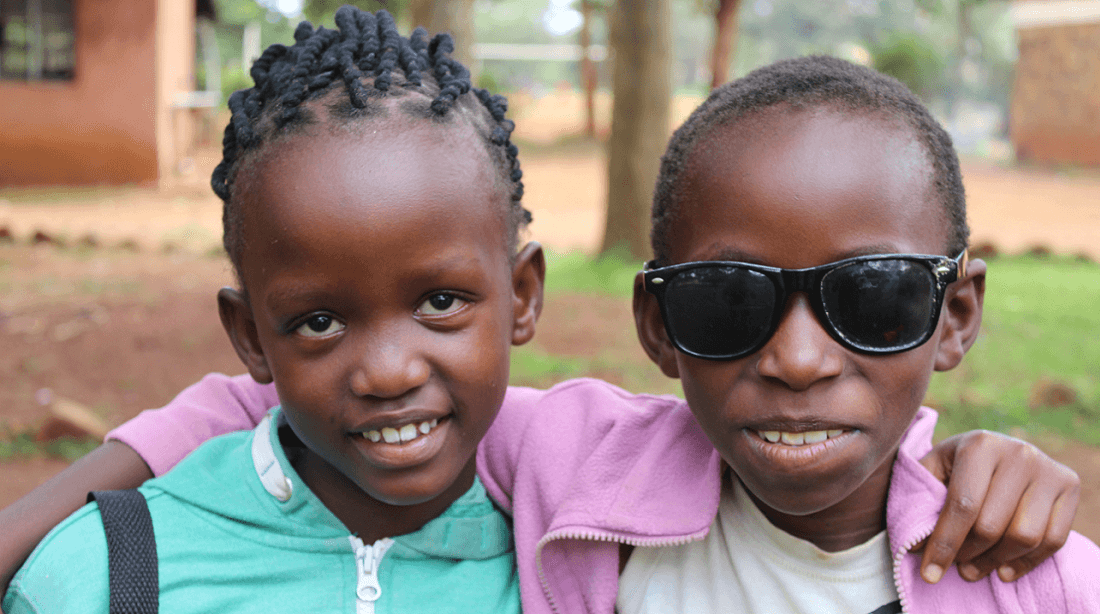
[348,328,431,399]
[755,293,843,391]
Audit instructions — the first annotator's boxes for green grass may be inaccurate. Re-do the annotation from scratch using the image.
[514,251,1100,443]
[0,431,100,461]
[543,249,639,297]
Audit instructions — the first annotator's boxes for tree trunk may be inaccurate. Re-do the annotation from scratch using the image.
[408,0,477,78]
[579,0,598,138]
[709,0,742,90]
[599,0,672,259]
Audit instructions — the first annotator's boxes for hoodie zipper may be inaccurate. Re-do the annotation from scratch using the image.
[350,535,395,614]
[535,529,704,614]
[891,525,934,614]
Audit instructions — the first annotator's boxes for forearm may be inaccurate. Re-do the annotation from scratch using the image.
[0,440,152,596]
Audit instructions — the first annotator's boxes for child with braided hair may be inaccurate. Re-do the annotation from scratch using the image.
[0,13,1086,614]
[4,7,539,613]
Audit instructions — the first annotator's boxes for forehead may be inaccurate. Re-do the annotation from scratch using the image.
[670,106,946,266]
[236,115,510,283]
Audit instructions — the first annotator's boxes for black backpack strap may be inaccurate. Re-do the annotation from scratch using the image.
[88,489,159,614]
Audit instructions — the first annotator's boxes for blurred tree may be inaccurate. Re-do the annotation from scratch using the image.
[707,0,742,89]
[408,0,476,70]
[871,33,946,101]
[600,0,672,259]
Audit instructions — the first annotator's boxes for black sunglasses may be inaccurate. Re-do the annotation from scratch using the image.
[643,251,968,361]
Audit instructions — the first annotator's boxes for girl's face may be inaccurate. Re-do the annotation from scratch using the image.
[635,107,984,548]
[219,114,542,532]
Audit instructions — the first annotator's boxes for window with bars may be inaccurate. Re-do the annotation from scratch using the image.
[1,0,74,81]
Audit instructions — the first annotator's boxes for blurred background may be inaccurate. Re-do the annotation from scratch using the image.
[1,0,1098,540]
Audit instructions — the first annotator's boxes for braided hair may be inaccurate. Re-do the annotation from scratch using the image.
[651,55,968,265]
[212,6,529,270]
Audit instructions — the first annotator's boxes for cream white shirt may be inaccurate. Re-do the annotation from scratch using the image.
[617,476,901,614]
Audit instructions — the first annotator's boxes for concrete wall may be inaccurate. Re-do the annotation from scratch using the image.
[0,0,159,186]
[1011,1,1100,166]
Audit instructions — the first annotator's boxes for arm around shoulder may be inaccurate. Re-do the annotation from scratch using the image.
[108,372,277,477]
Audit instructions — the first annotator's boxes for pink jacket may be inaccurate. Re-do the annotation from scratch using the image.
[111,375,1100,614]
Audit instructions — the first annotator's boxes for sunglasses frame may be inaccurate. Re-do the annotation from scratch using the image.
[643,250,969,361]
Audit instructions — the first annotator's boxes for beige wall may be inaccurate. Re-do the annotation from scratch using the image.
[0,0,193,186]
[1011,2,1100,166]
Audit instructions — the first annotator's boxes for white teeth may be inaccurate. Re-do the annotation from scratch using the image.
[803,430,827,444]
[758,429,847,446]
[780,431,805,445]
[364,419,444,444]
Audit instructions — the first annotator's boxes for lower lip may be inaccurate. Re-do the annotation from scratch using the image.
[350,417,451,469]
[743,429,858,470]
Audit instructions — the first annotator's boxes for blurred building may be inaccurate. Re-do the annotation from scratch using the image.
[0,0,211,186]
[1011,0,1100,166]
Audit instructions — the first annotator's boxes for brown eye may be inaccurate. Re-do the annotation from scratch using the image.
[419,293,465,316]
[295,314,344,338]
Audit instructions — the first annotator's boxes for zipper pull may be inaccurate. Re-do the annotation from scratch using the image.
[350,536,394,603]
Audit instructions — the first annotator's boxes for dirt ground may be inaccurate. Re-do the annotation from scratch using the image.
[2,90,1099,544]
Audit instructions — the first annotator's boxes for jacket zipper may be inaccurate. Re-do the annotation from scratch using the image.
[892,526,934,614]
[535,529,704,614]
[350,535,395,614]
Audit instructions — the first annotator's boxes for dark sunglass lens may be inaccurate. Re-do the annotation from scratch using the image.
[663,266,777,357]
[821,260,936,350]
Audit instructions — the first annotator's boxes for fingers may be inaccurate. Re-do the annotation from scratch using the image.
[966,465,1080,582]
[918,431,997,583]
[918,430,1081,584]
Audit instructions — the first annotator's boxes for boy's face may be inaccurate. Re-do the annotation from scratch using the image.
[635,107,984,524]
[219,114,543,512]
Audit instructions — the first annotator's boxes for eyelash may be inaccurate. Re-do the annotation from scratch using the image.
[285,292,471,338]
[416,293,469,318]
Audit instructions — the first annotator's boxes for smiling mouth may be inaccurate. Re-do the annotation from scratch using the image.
[753,428,850,446]
[361,417,445,445]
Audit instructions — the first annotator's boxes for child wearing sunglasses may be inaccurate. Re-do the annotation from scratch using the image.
[0,56,1091,614]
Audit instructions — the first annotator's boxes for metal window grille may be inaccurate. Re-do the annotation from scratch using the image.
[1,0,74,81]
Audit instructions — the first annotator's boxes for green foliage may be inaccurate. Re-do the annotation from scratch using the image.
[221,64,255,102]
[870,33,946,101]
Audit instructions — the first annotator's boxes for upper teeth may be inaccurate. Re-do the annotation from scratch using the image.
[758,429,845,445]
[364,419,439,444]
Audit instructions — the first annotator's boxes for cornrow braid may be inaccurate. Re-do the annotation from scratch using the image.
[651,55,968,266]
[212,5,528,271]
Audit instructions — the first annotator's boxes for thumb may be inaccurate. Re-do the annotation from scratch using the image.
[919,439,956,483]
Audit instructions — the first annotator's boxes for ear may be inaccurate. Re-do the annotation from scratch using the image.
[633,272,681,379]
[933,257,986,372]
[510,242,545,346]
[217,287,274,384]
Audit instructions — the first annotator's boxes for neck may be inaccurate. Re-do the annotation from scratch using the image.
[292,446,476,544]
[740,451,896,552]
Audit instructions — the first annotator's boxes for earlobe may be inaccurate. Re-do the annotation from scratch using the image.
[217,287,274,384]
[934,258,986,372]
[633,273,681,379]
[510,242,546,346]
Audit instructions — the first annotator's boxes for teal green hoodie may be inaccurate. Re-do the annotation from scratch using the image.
[4,408,519,614]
